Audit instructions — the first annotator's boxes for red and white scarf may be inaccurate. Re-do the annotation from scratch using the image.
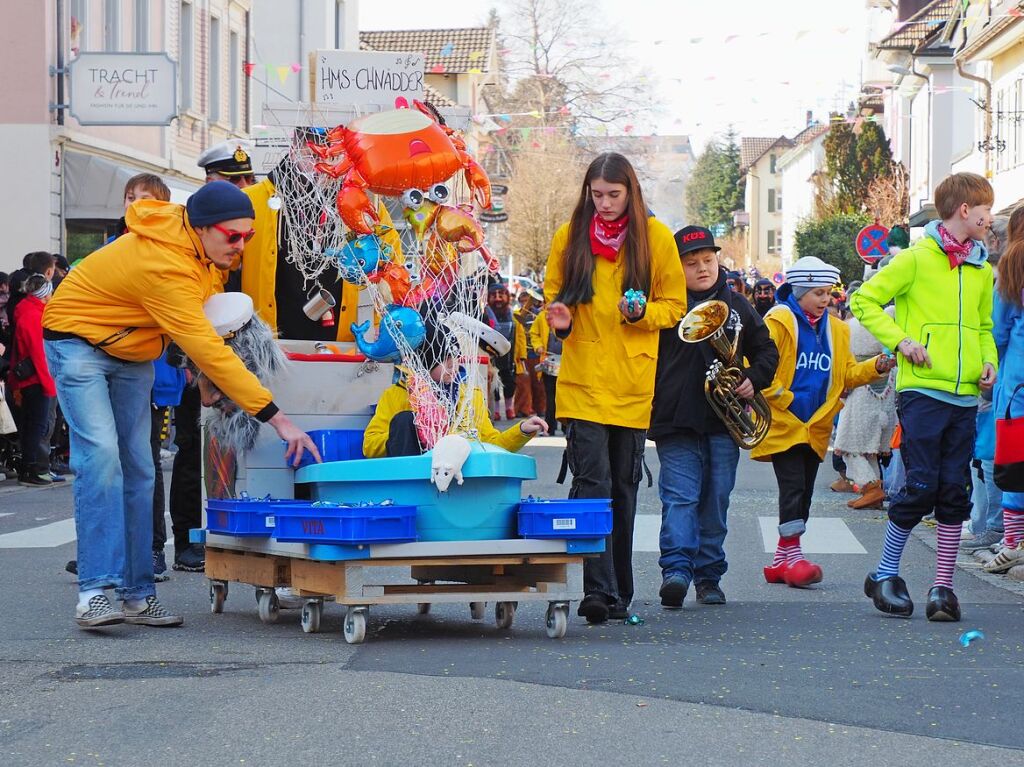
[590,213,629,261]
[936,223,973,269]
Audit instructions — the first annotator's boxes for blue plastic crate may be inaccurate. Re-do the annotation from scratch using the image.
[272,502,417,544]
[206,498,310,537]
[286,429,365,470]
[518,498,613,539]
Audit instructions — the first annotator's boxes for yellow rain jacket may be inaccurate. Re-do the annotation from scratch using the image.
[364,380,533,459]
[43,200,275,418]
[241,179,402,342]
[543,217,686,429]
[752,306,882,461]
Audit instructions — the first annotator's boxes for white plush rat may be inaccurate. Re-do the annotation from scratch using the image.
[430,434,472,492]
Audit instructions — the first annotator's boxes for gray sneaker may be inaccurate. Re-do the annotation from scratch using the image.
[76,594,126,628]
[960,530,1004,551]
[123,595,183,627]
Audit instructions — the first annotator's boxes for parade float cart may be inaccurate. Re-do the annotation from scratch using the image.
[197,340,607,644]
[195,445,608,643]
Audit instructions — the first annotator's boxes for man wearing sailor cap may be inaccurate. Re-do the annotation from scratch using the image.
[197,140,256,188]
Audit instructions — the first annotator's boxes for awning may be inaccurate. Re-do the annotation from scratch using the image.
[64,151,200,219]
[909,202,937,228]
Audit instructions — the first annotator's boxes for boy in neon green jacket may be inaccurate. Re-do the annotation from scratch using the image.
[852,172,999,623]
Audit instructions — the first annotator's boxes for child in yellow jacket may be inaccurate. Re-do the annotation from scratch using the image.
[752,257,894,588]
[363,324,548,458]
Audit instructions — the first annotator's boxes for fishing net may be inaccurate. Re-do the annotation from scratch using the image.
[261,103,497,450]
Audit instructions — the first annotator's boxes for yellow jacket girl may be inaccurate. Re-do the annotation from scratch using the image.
[543,152,686,625]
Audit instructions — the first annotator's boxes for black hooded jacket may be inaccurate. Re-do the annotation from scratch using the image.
[649,267,779,441]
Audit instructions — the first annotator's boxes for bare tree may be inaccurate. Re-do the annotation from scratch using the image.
[493,0,652,127]
[505,134,585,274]
[864,162,910,226]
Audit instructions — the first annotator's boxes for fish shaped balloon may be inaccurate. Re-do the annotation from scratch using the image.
[350,304,426,362]
[326,235,384,283]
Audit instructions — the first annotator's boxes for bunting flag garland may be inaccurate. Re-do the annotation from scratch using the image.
[276,65,290,84]
[243,62,255,77]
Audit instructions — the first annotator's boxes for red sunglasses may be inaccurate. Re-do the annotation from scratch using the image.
[212,223,255,244]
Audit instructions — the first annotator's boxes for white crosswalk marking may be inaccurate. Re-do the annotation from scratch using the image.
[0,513,13,519]
[0,517,77,549]
[633,514,661,552]
[758,517,866,554]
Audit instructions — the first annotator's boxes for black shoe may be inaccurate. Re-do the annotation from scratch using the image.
[65,559,78,575]
[18,473,52,487]
[695,581,726,605]
[864,572,913,617]
[608,604,630,621]
[925,586,961,622]
[172,544,205,573]
[153,550,170,583]
[659,575,688,609]
[577,594,609,624]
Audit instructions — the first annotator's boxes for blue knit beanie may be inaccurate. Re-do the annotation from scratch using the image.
[186,180,255,227]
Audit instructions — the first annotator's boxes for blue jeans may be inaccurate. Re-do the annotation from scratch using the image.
[656,431,738,585]
[969,459,1004,534]
[45,339,156,599]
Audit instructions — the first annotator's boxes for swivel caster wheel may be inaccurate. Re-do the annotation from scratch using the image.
[545,602,569,639]
[301,600,322,634]
[209,580,228,614]
[343,607,368,644]
[495,601,515,629]
[470,602,486,620]
[257,588,280,624]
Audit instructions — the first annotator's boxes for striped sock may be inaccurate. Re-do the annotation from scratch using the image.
[1004,509,1024,548]
[934,522,963,589]
[786,536,805,564]
[877,521,912,578]
[774,536,800,565]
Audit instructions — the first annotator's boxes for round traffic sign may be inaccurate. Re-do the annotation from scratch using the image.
[855,224,890,265]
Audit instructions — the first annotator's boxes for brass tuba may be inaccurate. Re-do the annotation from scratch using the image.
[678,299,771,449]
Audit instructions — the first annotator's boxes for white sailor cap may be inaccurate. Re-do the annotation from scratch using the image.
[197,140,254,176]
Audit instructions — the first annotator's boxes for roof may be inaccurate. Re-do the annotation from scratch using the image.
[423,83,456,108]
[956,4,1024,61]
[791,123,829,145]
[740,136,793,171]
[359,27,495,74]
[874,0,957,52]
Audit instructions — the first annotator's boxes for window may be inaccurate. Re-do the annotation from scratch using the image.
[180,2,193,110]
[104,0,121,51]
[775,189,782,212]
[230,31,240,129]
[209,16,221,122]
[768,189,776,213]
[134,0,149,52]
[70,0,88,55]
[769,154,777,174]
[767,229,781,255]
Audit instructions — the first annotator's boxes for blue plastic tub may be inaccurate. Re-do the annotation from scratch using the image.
[296,444,537,541]
[286,429,365,470]
[206,498,310,537]
[518,498,613,538]
[273,502,417,544]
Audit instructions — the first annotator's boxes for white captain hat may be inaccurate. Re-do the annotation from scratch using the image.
[197,140,254,177]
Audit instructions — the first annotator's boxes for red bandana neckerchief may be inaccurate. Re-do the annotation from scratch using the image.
[590,213,629,261]
[802,309,822,327]
[937,223,973,270]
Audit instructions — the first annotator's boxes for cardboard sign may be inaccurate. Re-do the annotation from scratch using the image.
[311,50,425,107]
[68,52,177,126]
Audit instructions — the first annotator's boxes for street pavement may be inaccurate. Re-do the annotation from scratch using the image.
[1,439,1022,766]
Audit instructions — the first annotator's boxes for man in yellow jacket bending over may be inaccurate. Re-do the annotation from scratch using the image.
[44,181,318,630]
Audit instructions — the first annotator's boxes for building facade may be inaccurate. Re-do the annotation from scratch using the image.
[740,136,792,271]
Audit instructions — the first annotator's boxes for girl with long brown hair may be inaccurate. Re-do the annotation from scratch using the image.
[544,152,686,624]
[985,205,1024,573]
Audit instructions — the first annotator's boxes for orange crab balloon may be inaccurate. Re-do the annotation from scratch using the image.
[309,102,492,235]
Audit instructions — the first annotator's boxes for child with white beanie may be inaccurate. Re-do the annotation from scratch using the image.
[752,257,894,588]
